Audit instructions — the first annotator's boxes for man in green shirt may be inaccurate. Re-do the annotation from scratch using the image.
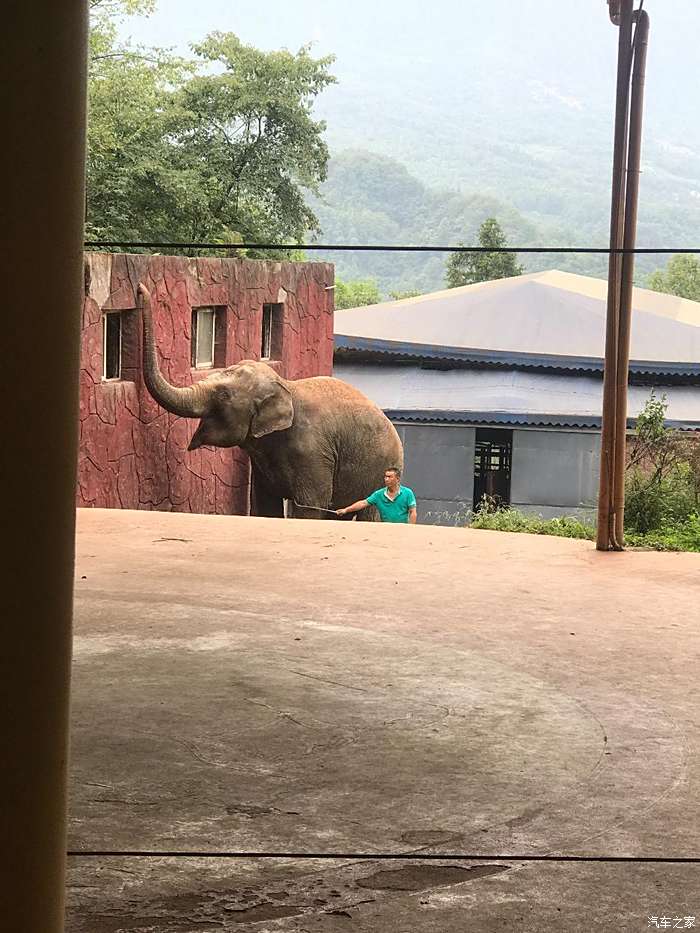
[336,467,417,524]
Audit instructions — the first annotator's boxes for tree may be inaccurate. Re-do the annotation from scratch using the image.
[171,34,335,248]
[445,218,524,288]
[647,255,700,301]
[389,289,423,301]
[334,279,381,309]
[87,2,191,242]
[89,0,156,59]
[86,3,335,249]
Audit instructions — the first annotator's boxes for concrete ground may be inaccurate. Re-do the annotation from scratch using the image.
[66,509,700,932]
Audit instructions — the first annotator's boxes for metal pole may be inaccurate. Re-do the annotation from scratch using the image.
[0,2,88,931]
[596,0,635,550]
[613,9,650,545]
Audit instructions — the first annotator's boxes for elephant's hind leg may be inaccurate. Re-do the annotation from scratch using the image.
[290,479,334,519]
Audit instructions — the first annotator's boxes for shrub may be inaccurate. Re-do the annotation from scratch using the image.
[625,464,697,533]
[625,513,700,552]
[625,393,699,533]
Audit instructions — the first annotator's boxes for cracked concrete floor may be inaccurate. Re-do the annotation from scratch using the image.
[67,509,700,932]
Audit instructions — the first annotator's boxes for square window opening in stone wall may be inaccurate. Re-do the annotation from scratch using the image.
[102,310,138,381]
[473,428,513,510]
[261,303,284,360]
[192,307,226,370]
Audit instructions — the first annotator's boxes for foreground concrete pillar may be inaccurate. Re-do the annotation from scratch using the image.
[0,3,88,931]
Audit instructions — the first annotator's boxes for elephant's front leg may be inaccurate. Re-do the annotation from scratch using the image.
[250,465,284,518]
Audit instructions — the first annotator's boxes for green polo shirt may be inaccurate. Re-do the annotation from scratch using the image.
[366,485,417,523]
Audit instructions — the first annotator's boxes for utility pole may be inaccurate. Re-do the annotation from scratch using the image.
[597,0,650,550]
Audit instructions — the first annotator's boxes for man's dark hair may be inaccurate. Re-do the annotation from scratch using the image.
[386,467,401,477]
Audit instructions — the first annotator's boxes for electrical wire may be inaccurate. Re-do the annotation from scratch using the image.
[83,241,700,254]
[67,850,700,863]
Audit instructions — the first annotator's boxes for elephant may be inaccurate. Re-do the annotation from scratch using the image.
[137,283,403,519]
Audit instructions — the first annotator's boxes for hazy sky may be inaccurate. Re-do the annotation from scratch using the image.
[120,1,691,60]
[118,0,699,147]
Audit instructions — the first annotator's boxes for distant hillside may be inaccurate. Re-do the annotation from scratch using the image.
[123,0,700,295]
[311,151,614,296]
[304,1,700,296]
[308,0,700,258]
[312,142,700,298]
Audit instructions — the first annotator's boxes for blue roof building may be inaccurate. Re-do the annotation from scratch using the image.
[334,271,700,524]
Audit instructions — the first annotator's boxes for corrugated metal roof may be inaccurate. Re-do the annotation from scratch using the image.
[334,334,700,378]
[334,270,700,366]
[333,362,700,430]
[384,410,700,431]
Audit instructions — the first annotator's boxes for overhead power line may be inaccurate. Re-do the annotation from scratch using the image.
[68,849,700,863]
[83,241,700,255]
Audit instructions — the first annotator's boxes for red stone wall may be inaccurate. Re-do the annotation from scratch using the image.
[78,253,334,513]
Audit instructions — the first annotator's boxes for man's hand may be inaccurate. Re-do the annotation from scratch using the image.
[336,499,368,517]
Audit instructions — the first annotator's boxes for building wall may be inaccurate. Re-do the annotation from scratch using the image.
[395,424,476,525]
[79,252,334,513]
[511,429,601,521]
[394,422,600,525]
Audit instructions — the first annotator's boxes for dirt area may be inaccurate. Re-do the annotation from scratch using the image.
[66,509,700,931]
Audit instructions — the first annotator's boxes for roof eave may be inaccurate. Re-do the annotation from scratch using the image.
[334,335,700,381]
[384,409,700,432]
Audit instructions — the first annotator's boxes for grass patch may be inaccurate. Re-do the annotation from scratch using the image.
[470,509,595,541]
[470,508,700,552]
[624,514,700,552]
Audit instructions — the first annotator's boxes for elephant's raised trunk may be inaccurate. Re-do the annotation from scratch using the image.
[137,283,209,418]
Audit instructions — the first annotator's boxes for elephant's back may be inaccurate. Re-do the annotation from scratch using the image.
[296,376,392,423]
[295,376,401,457]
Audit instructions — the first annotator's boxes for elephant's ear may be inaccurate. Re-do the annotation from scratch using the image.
[251,383,294,438]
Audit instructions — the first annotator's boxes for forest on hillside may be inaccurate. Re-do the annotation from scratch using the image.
[310,146,700,296]
[309,150,612,295]
[105,0,700,298]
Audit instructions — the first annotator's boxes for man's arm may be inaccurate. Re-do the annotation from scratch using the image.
[336,499,369,517]
[408,506,417,525]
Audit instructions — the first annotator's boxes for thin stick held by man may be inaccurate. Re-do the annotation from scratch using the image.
[336,468,417,524]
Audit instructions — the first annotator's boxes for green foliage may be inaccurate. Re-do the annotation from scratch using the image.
[624,466,697,534]
[334,278,381,309]
[445,218,525,288]
[312,151,537,296]
[625,514,700,552]
[89,0,156,59]
[470,508,595,541]
[469,504,700,552]
[624,394,700,534]
[87,33,192,243]
[174,34,335,247]
[647,255,700,301]
[389,289,423,300]
[86,2,335,249]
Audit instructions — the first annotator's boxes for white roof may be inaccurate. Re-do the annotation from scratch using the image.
[334,270,700,363]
